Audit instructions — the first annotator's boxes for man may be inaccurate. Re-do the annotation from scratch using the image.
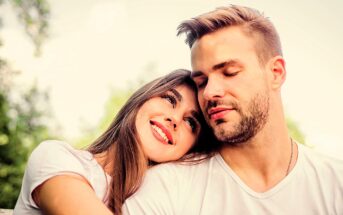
[123,5,343,214]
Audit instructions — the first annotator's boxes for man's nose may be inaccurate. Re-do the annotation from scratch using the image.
[203,76,225,101]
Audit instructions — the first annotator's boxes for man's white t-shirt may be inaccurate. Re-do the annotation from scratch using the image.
[14,140,110,215]
[123,144,343,215]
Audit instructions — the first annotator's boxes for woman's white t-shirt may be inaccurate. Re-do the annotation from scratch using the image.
[14,140,110,215]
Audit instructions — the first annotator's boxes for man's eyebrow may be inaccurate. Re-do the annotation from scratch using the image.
[213,59,242,71]
[170,89,182,102]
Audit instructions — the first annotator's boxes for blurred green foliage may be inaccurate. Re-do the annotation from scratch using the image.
[0,82,52,208]
[77,88,134,148]
[7,0,50,55]
[0,0,50,208]
[287,117,306,144]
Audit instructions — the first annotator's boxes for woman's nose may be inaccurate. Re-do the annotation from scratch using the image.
[165,117,176,129]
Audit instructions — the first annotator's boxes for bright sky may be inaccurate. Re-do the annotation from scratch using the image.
[1,0,342,158]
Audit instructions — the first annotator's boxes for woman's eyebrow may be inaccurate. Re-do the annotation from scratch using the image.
[170,89,182,102]
[169,89,201,121]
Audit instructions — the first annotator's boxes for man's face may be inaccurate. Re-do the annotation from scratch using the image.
[190,26,270,145]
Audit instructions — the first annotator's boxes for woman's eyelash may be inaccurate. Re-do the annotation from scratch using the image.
[185,117,198,133]
[161,94,177,107]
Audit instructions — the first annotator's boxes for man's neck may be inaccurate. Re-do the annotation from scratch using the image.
[219,127,297,192]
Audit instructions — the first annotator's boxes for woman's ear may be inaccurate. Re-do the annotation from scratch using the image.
[268,56,286,90]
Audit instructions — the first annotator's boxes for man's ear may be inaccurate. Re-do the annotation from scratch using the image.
[268,56,286,90]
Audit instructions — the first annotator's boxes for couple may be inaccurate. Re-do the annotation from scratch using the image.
[14,5,343,215]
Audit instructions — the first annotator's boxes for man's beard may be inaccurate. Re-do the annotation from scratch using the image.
[209,93,269,146]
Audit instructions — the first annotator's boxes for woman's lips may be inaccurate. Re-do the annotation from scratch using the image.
[150,120,173,145]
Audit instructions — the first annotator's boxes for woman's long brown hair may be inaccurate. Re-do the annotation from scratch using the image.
[87,69,216,214]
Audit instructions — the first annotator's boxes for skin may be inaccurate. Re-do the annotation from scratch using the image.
[34,175,112,215]
[136,84,201,163]
[191,26,298,192]
[33,84,201,214]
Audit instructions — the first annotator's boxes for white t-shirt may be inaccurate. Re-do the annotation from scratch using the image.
[123,144,343,215]
[14,140,110,215]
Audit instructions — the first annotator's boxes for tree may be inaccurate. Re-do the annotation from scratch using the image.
[1,0,49,55]
[0,81,52,208]
[0,0,50,208]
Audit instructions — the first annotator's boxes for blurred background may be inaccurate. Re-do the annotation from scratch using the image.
[0,0,342,209]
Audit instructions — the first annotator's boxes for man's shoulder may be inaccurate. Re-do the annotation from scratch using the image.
[299,143,343,175]
[148,153,218,176]
[300,144,343,162]
[139,153,221,190]
[123,154,222,214]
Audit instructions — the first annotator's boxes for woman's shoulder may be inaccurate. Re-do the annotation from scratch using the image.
[30,140,76,163]
[15,140,111,214]
[33,139,73,154]
[27,140,91,178]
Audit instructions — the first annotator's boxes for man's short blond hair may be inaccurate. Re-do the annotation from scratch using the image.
[177,5,282,65]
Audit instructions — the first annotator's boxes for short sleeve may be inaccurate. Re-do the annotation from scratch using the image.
[22,140,88,208]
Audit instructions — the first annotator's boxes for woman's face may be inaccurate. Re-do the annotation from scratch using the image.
[135,84,202,163]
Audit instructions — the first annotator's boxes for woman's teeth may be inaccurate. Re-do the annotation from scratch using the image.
[151,124,171,144]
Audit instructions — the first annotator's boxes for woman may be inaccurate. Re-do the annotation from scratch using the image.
[14,69,213,215]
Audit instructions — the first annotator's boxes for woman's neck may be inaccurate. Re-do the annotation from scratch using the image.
[94,149,114,176]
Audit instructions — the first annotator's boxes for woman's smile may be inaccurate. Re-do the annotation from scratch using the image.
[150,120,173,145]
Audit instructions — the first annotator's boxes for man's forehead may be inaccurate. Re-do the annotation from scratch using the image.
[190,35,239,74]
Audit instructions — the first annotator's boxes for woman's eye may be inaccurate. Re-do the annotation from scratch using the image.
[185,117,198,133]
[161,94,177,107]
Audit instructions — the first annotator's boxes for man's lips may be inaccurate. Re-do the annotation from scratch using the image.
[207,107,233,121]
[149,120,173,145]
